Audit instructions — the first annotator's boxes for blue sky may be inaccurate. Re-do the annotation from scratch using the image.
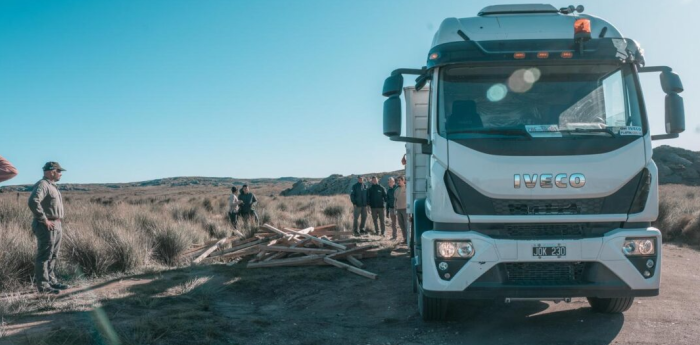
[1,0,698,185]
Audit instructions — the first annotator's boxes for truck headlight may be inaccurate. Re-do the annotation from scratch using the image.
[622,238,655,256]
[436,241,475,258]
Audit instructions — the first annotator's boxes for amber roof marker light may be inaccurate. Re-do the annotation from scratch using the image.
[574,18,592,55]
[514,52,526,59]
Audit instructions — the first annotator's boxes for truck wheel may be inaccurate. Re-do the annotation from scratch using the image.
[418,287,448,321]
[587,297,634,313]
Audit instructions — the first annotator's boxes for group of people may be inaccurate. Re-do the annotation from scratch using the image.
[227,184,258,228]
[350,175,408,241]
[1,156,69,294]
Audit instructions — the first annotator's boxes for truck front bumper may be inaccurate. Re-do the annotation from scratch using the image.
[420,228,661,299]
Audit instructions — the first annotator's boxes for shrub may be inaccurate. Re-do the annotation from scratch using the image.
[202,198,214,213]
[96,221,151,272]
[294,218,310,229]
[323,205,344,218]
[153,224,192,266]
[277,203,288,212]
[0,221,35,290]
[64,226,116,277]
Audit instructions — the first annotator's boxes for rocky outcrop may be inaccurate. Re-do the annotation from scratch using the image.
[653,145,700,186]
[280,171,404,196]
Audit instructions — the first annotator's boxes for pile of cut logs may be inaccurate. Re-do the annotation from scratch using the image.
[179,224,379,279]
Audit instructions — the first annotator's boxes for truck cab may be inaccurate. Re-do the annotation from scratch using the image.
[381,4,685,321]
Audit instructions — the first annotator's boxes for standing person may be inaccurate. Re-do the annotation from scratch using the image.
[27,162,68,294]
[367,176,387,236]
[350,176,369,236]
[0,155,18,183]
[238,184,259,224]
[228,186,243,228]
[394,176,409,243]
[386,177,398,240]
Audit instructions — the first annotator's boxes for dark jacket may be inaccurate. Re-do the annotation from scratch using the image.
[239,192,257,212]
[350,182,368,207]
[386,185,397,209]
[367,184,387,208]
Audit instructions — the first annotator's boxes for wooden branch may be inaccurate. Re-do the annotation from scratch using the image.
[323,257,377,280]
[247,254,326,268]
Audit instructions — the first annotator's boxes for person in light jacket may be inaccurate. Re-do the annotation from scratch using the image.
[394,176,408,242]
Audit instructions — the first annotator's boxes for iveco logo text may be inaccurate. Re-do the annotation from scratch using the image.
[514,174,586,189]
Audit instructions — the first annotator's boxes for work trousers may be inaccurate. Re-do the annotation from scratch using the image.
[388,207,397,238]
[396,208,408,242]
[228,211,239,228]
[239,210,259,225]
[32,220,62,289]
[352,205,368,233]
[371,207,386,235]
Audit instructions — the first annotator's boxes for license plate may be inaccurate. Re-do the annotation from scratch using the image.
[532,245,566,257]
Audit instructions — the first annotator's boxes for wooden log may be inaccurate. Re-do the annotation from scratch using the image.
[261,224,296,240]
[193,238,228,263]
[259,245,337,255]
[313,224,337,231]
[214,246,260,260]
[263,238,311,262]
[326,245,376,259]
[281,228,346,250]
[210,238,266,258]
[346,255,364,268]
[323,257,377,280]
[247,254,326,268]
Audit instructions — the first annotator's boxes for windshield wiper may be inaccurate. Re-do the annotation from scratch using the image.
[447,128,532,139]
[563,127,616,137]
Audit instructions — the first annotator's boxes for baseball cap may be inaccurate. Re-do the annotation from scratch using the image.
[42,162,66,172]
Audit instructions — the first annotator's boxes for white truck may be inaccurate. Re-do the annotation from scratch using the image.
[381,4,685,321]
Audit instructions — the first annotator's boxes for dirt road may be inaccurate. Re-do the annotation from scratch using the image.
[1,242,698,345]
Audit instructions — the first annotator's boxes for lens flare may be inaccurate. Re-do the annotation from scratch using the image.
[487,83,508,102]
[508,68,540,93]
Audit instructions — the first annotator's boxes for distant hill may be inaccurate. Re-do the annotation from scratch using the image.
[280,170,405,196]
[653,145,700,186]
[0,176,303,193]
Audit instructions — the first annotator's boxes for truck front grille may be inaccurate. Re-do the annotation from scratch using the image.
[505,224,583,238]
[493,198,604,215]
[504,262,586,285]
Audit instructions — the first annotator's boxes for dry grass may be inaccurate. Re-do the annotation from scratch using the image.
[3,181,695,294]
[656,184,700,246]
[0,183,360,293]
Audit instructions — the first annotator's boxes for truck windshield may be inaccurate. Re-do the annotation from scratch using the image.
[438,64,644,139]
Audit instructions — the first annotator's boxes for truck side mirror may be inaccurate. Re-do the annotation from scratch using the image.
[660,71,684,94]
[665,93,685,134]
[382,74,404,97]
[383,95,402,137]
[639,66,686,141]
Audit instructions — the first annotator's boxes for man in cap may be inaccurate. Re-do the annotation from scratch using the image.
[238,184,259,224]
[28,162,68,294]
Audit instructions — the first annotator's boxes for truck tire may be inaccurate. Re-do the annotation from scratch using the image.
[418,287,448,321]
[587,297,634,313]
